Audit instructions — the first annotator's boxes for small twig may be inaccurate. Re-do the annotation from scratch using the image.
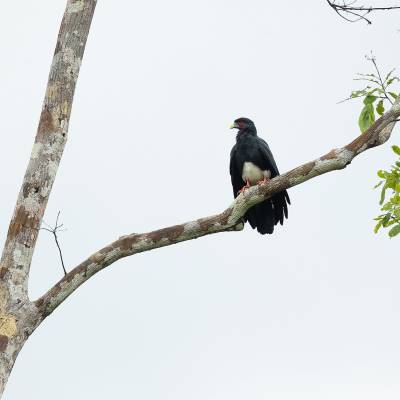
[337,95,356,104]
[41,211,67,276]
[53,230,66,276]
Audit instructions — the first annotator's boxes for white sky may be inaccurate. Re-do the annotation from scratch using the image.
[1,1,400,399]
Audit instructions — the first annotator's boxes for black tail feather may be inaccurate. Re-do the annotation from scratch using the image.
[272,190,290,225]
[245,189,290,234]
[245,200,275,235]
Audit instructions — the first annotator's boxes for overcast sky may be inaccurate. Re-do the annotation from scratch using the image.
[1,1,400,399]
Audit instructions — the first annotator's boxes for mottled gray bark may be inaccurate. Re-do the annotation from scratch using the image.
[0,293,41,396]
[0,0,97,396]
[0,0,399,397]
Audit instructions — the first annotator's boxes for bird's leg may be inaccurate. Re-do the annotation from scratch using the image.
[257,176,270,186]
[237,180,251,195]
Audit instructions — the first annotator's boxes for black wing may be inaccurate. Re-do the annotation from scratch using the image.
[255,137,280,177]
[229,145,245,198]
[256,137,290,224]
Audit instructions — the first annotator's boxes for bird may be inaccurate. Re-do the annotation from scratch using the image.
[229,117,290,234]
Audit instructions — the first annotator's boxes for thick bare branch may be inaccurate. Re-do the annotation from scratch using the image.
[0,0,97,302]
[35,100,400,317]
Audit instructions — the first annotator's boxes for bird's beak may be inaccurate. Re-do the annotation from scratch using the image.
[230,122,239,129]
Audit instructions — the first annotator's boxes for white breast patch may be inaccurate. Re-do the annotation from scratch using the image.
[242,162,271,185]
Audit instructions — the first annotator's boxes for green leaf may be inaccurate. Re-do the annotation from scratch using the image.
[382,214,392,226]
[389,92,398,100]
[386,176,397,190]
[359,103,375,132]
[393,194,400,204]
[355,74,380,83]
[357,73,379,78]
[376,100,385,116]
[386,219,397,227]
[387,77,399,86]
[392,145,400,156]
[380,185,387,205]
[377,170,386,179]
[389,224,400,237]
[363,95,377,105]
[374,220,382,233]
[354,77,380,85]
[350,90,367,98]
[384,68,395,83]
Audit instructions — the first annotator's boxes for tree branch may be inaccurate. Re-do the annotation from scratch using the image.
[35,100,400,318]
[0,0,97,301]
[326,0,400,24]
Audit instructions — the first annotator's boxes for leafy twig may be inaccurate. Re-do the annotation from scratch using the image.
[374,146,400,237]
[340,54,399,132]
[367,54,395,105]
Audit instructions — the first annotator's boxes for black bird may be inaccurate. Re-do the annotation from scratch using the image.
[229,117,290,234]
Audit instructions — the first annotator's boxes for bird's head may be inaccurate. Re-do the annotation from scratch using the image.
[230,117,257,134]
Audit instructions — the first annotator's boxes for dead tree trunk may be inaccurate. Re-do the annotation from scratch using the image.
[0,0,97,395]
[0,0,399,397]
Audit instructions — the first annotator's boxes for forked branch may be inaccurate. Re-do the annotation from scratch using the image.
[0,0,97,300]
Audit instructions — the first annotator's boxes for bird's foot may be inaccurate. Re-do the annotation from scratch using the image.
[257,176,270,186]
[237,180,251,195]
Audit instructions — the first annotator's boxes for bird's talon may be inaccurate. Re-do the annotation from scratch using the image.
[257,177,270,185]
[237,180,251,195]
